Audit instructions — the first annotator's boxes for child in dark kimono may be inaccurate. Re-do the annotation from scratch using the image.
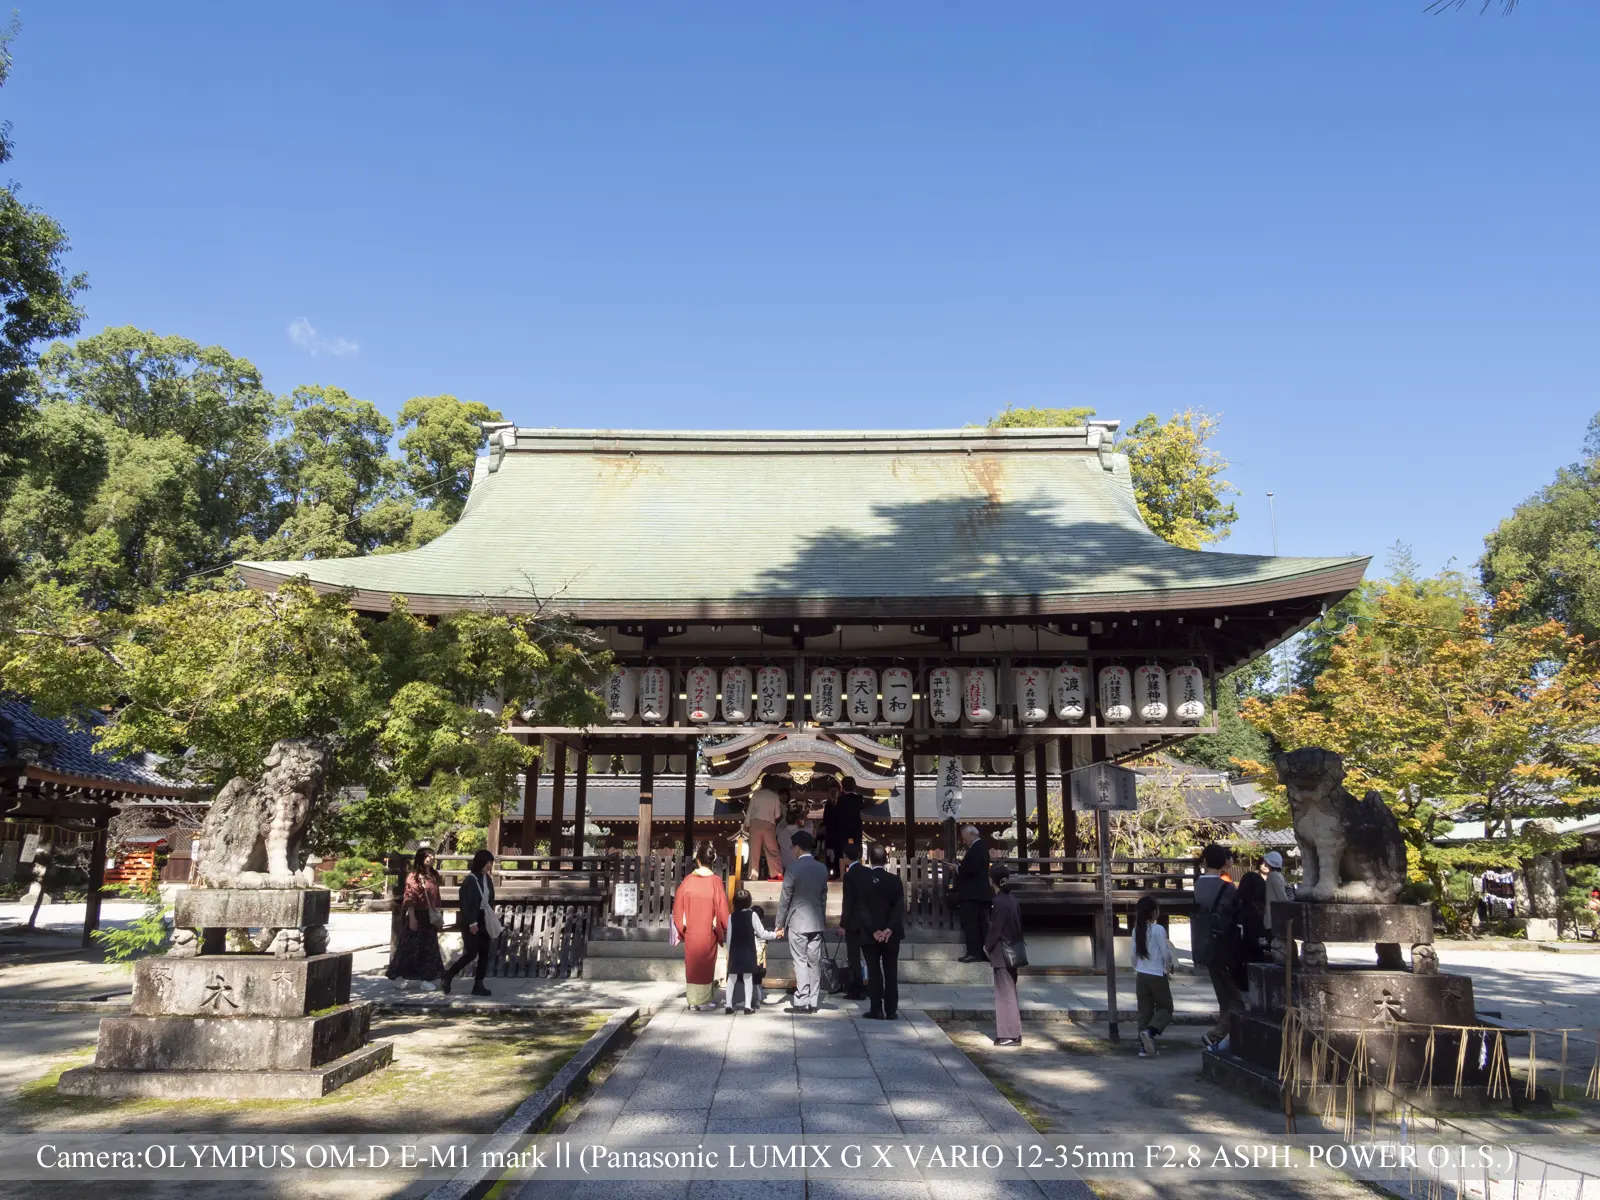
[725,891,776,1014]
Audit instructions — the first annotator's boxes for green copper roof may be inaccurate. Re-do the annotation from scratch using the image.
[238,427,1367,619]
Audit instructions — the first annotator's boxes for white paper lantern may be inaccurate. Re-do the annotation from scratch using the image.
[603,666,637,724]
[755,666,788,723]
[1053,664,1087,722]
[1098,665,1133,725]
[639,666,671,724]
[882,667,913,725]
[1169,665,1208,725]
[720,666,753,724]
[1134,665,1169,725]
[1013,667,1049,725]
[928,667,962,724]
[685,666,717,724]
[991,753,1015,775]
[965,667,996,724]
[1044,738,1061,775]
[810,667,842,724]
[846,667,878,724]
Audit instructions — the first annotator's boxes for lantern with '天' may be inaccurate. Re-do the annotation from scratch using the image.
[685,666,717,724]
[846,667,878,724]
[1098,665,1132,725]
[721,666,753,724]
[1134,665,1168,724]
[639,666,671,724]
[965,667,996,724]
[755,666,788,723]
[928,667,961,724]
[882,667,913,724]
[1169,665,1207,725]
[1013,667,1049,724]
[604,666,637,724]
[810,668,842,724]
[1053,664,1087,722]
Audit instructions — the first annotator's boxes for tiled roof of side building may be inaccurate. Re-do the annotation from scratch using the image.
[237,427,1368,620]
[0,696,193,793]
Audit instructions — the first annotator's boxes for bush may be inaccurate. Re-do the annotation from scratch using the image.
[320,857,382,894]
[90,881,170,964]
[1560,865,1600,936]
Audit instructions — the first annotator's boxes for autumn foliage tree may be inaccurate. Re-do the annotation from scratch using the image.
[1239,582,1600,894]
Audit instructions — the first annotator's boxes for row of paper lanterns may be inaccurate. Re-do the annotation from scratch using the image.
[603,664,1206,727]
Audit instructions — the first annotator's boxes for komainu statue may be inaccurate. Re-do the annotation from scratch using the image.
[195,739,330,889]
[1277,747,1406,904]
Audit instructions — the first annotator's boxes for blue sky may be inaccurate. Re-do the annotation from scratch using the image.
[7,3,1597,576]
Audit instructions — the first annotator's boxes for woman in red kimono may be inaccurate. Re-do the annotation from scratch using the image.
[672,843,729,1010]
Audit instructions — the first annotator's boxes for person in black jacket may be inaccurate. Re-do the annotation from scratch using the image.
[836,845,869,1000]
[954,825,992,962]
[853,843,906,1020]
[442,849,496,997]
[833,788,865,875]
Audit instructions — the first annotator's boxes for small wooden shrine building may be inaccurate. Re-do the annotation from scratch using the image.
[240,424,1366,869]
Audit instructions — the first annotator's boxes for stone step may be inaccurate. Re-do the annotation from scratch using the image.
[580,953,992,985]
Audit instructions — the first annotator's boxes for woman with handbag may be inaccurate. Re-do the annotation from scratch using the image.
[984,864,1025,1047]
[388,847,447,990]
[442,849,500,997]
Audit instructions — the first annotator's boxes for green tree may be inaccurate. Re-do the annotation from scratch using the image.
[395,394,502,525]
[985,405,1238,549]
[1168,655,1274,774]
[0,21,87,525]
[1481,413,1600,644]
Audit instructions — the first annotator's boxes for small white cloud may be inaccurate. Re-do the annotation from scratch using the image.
[287,317,359,358]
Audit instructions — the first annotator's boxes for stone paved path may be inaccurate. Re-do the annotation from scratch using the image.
[515,1002,1095,1200]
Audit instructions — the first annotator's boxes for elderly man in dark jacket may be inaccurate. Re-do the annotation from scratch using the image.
[954,825,992,962]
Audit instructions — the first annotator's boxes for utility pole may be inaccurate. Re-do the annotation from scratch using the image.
[1266,492,1279,557]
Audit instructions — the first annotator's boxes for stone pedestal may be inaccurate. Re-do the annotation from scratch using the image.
[60,889,391,1100]
[171,887,330,958]
[1203,902,1496,1111]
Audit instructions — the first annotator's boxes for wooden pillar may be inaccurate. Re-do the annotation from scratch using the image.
[638,746,655,857]
[524,743,543,854]
[81,814,110,949]
[1012,746,1028,873]
[1035,739,1052,874]
[1061,736,1087,867]
[682,742,697,858]
[903,737,917,860]
[487,804,503,858]
[573,738,589,860]
[1099,803,1120,1042]
[549,741,567,858]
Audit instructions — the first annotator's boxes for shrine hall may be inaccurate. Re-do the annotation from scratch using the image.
[239,423,1367,875]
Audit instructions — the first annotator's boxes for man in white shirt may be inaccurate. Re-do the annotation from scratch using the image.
[744,786,784,881]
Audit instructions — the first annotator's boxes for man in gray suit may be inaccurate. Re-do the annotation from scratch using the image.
[774,829,829,1014]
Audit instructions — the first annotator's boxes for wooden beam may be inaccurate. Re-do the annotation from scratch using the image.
[82,814,110,949]
[638,750,655,856]
[682,748,696,858]
[1035,740,1052,874]
[573,738,589,859]
[903,737,916,860]
[1058,735,1077,870]
[549,741,567,857]
[1012,746,1028,874]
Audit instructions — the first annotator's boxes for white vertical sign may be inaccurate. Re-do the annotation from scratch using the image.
[937,755,964,820]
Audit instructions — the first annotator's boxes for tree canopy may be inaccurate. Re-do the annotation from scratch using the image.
[986,405,1238,549]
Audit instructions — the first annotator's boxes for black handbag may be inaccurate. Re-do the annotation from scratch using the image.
[1000,938,1028,970]
[818,934,847,994]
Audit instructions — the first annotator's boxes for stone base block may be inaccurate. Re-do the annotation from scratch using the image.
[174,888,331,931]
[1248,963,1476,1026]
[92,1002,371,1072]
[1270,901,1433,946]
[132,952,351,1017]
[58,1040,393,1100]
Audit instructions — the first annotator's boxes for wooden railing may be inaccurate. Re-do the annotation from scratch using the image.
[1000,856,1200,892]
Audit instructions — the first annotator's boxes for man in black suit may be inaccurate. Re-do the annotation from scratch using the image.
[836,844,868,1000]
[854,843,906,1020]
[954,824,992,962]
[834,788,865,873]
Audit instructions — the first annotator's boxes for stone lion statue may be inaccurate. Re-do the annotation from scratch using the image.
[1277,747,1406,905]
[195,739,330,889]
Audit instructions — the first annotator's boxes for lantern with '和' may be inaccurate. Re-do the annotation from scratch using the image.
[882,667,913,724]
[604,666,637,724]
[685,666,717,723]
[1013,667,1049,724]
[1098,666,1132,725]
[639,666,671,723]
[927,667,961,724]
[965,667,996,724]
[846,667,878,724]
[1053,664,1087,722]
[1134,665,1168,724]
[1169,665,1207,725]
[810,668,842,724]
[721,666,753,724]
[756,666,787,723]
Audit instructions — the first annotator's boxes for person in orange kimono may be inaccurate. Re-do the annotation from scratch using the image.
[672,842,729,1010]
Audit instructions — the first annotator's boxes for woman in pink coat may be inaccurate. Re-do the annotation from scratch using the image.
[672,843,729,1010]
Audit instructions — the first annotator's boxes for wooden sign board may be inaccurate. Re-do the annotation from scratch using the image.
[1068,762,1139,812]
